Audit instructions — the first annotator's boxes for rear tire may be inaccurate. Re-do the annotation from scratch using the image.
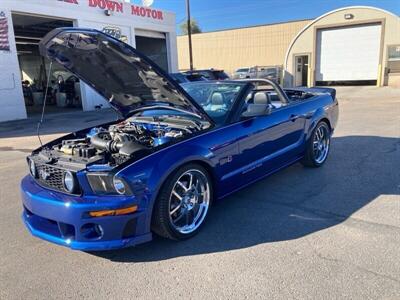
[151,163,213,240]
[301,121,331,168]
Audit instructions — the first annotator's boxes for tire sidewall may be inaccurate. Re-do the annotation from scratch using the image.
[153,163,213,240]
[309,121,331,167]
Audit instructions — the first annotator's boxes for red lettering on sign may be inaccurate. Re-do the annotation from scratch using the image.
[114,2,123,13]
[98,0,106,9]
[85,2,163,19]
[89,0,123,13]
[146,8,152,17]
[131,5,140,16]
[131,5,163,20]
[105,0,115,11]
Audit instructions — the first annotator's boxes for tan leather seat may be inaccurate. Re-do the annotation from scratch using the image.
[209,92,226,111]
[253,92,270,105]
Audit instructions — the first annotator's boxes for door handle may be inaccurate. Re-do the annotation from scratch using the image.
[289,114,300,121]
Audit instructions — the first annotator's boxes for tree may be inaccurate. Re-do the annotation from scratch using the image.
[179,19,202,35]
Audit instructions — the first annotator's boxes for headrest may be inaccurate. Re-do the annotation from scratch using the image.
[245,93,252,103]
[211,92,224,105]
[253,92,270,105]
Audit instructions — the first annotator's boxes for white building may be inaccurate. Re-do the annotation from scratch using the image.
[0,0,178,122]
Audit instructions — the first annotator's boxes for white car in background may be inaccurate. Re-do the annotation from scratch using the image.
[232,66,282,83]
[232,67,254,79]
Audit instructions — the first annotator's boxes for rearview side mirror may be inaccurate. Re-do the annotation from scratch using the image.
[242,104,272,118]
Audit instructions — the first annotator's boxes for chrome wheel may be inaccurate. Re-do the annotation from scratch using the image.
[168,169,210,234]
[313,123,330,164]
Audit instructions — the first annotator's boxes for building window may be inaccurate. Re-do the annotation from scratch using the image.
[388,45,400,61]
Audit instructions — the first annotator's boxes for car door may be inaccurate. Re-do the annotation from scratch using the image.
[240,107,306,181]
[216,107,306,194]
[221,88,307,191]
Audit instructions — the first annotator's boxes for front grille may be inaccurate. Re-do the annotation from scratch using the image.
[34,163,80,194]
[36,163,66,191]
[38,164,63,189]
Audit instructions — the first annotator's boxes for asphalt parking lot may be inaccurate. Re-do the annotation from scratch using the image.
[0,86,399,299]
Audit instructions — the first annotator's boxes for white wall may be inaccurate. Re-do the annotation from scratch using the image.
[0,9,27,122]
[0,0,177,122]
[75,19,134,111]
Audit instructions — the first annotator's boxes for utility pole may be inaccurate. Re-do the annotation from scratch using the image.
[185,0,194,71]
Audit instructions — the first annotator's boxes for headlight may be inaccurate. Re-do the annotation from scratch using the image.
[29,159,37,178]
[87,173,132,195]
[63,171,77,193]
[113,177,126,195]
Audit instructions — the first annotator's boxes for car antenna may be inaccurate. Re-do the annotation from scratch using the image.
[37,61,53,147]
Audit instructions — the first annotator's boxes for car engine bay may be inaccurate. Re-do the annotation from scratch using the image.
[31,115,207,170]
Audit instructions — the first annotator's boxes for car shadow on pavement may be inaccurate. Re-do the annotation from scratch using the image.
[90,135,399,262]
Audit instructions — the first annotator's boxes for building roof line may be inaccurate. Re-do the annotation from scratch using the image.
[177,18,313,37]
[284,6,400,69]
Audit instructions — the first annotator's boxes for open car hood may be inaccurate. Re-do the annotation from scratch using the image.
[39,28,212,122]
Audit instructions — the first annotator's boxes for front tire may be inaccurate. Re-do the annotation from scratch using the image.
[301,121,331,167]
[151,164,213,240]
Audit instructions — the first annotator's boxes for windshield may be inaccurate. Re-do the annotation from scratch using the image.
[170,73,188,83]
[213,71,229,80]
[236,68,249,73]
[196,71,213,79]
[186,74,207,82]
[181,82,246,125]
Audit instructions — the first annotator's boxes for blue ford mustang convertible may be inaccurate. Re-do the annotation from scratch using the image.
[21,28,338,251]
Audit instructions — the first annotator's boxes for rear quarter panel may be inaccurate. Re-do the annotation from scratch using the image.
[301,93,339,139]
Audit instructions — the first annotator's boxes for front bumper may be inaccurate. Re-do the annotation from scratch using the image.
[21,176,152,251]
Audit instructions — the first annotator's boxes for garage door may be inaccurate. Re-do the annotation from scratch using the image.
[135,30,168,72]
[315,23,381,83]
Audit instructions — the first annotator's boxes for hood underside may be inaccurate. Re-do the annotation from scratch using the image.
[39,28,212,122]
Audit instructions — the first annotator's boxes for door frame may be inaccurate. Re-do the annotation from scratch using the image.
[292,53,311,87]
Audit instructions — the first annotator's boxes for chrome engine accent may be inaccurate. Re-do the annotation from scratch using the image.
[29,115,203,170]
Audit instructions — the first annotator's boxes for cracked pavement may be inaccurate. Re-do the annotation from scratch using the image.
[0,86,399,299]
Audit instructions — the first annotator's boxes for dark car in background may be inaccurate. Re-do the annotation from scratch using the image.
[184,69,230,81]
[170,72,207,83]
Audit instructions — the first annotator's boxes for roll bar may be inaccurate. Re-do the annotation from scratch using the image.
[237,78,289,105]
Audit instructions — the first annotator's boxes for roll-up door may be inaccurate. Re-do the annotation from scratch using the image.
[315,23,381,84]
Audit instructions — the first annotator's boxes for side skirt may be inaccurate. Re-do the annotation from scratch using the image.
[217,155,303,201]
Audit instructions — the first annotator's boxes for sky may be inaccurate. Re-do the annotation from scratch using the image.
[132,0,400,34]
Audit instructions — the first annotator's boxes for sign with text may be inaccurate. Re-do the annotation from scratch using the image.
[58,0,164,20]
